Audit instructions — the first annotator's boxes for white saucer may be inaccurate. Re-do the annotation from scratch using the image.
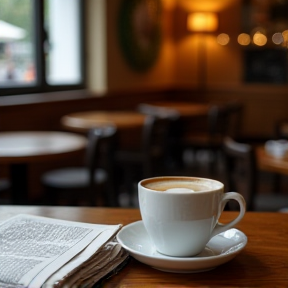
[116,220,247,273]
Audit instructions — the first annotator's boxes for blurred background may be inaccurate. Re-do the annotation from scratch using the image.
[1,0,288,208]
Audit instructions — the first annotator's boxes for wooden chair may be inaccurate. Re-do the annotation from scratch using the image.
[137,103,181,170]
[182,101,244,176]
[116,112,179,202]
[275,119,288,139]
[273,119,288,191]
[42,125,118,206]
[0,179,10,204]
[223,137,288,211]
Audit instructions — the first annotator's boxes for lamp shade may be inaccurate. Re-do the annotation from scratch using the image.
[187,12,218,32]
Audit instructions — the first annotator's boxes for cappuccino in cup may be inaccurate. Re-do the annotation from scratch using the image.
[142,177,216,193]
[138,176,246,257]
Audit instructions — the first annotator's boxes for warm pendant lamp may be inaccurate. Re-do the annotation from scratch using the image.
[187,12,218,88]
[187,12,218,33]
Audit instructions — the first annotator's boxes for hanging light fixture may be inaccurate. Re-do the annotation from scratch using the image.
[187,12,218,33]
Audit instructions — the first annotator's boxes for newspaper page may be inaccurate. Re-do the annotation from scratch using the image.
[44,240,129,288]
[0,214,122,288]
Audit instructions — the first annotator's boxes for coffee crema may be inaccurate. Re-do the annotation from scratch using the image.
[143,179,211,192]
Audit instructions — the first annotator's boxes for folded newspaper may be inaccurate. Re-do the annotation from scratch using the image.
[0,214,129,288]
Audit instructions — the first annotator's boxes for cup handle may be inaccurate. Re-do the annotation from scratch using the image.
[211,192,246,238]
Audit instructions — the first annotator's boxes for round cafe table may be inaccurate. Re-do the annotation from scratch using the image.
[61,110,146,133]
[61,110,147,149]
[256,146,288,176]
[0,131,87,204]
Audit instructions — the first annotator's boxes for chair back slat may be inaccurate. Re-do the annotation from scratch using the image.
[208,102,244,141]
[223,136,257,211]
[85,125,117,205]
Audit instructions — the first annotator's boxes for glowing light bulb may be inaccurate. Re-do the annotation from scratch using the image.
[282,30,288,43]
[238,33,250,46]
[272,33,283,45]
[253,32,267,46]
[217,33,230,45]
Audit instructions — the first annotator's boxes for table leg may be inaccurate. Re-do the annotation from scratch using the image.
[10,163,29,204]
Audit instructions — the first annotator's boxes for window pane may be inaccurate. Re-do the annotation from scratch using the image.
[0,0,36,87]
[45,0,82,85]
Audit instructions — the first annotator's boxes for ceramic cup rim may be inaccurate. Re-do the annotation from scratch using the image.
[139,176,224,194]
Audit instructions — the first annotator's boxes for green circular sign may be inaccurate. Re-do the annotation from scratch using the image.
[117,0,162,73]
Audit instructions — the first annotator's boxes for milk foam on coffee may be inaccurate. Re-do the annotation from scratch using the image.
[165,188,195,193]
[143,179,211,192]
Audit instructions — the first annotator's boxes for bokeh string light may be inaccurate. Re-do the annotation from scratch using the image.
[216,30,288,47]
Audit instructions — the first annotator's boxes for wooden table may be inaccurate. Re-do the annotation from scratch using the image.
[0,206,287,287]
[142,101,209,118]
[256,146,288,176]
[0,132,87,204]
[61,110,146,133]
[61,110,147,149]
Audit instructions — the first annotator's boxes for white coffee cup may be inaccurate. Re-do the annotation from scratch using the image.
[138,176,246,257]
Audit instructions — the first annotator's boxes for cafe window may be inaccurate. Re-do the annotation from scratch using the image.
[0,0,85,96]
